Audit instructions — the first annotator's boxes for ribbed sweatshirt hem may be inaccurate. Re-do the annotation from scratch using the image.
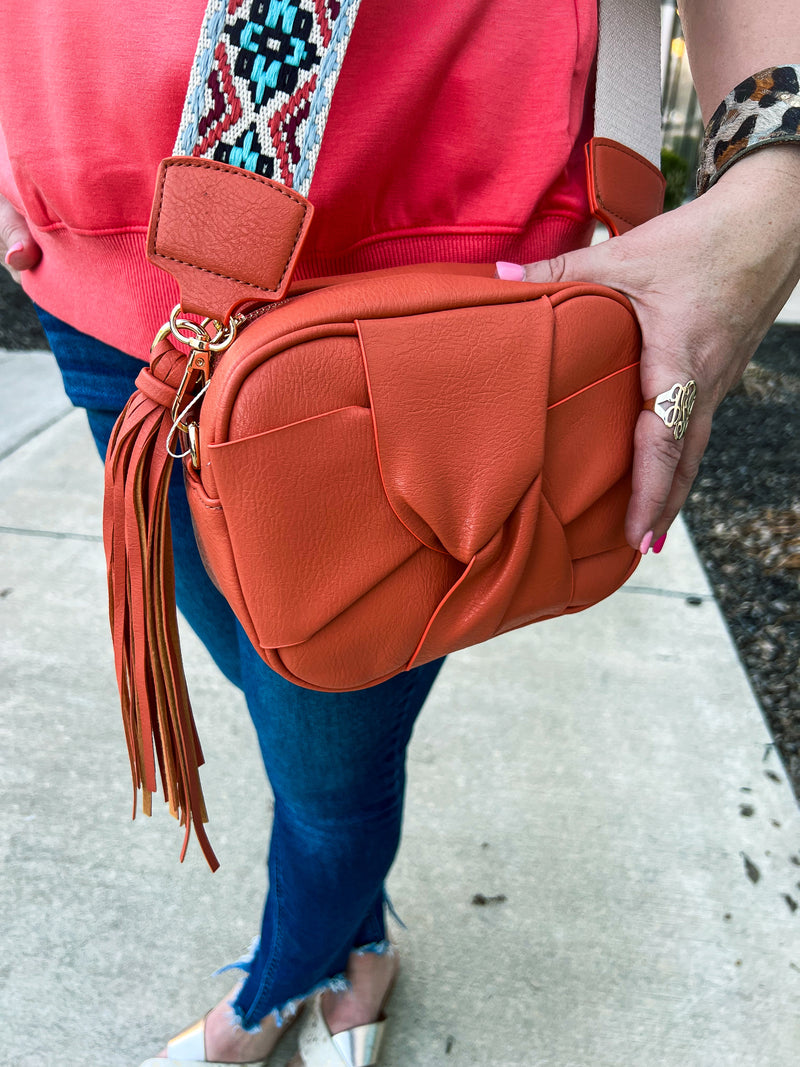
[22,226,180,362]
[293,217,594,281]
[23,214,594,361]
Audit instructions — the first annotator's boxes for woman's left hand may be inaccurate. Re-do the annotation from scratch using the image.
[508,145,800,554]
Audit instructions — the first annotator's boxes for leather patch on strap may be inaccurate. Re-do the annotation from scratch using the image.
[586,137,666,236]
[147,156,314,322]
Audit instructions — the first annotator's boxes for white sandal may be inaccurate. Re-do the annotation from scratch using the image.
[139,1012,270,1066]
[297,993,387,1067]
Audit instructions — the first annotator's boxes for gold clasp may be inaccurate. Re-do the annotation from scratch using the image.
[171,350,210,427]
[168,305,239,353]
[152,306,241,469]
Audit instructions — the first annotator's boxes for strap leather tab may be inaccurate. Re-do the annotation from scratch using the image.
[586,137,666,236]
[147,156,314,322]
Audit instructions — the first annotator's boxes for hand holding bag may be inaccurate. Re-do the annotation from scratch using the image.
[103,0,666,868]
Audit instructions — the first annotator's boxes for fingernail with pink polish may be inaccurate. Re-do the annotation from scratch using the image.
[639,530,654,555]
[4,241,23,266]
[652,532,668,554]
[495,261,525,281]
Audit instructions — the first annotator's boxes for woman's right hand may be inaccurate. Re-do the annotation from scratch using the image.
[1,193,40,282]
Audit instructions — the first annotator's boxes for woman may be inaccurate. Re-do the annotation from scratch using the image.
[2,1,798,1064]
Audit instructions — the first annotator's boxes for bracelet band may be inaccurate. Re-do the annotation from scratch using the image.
[697,65,800,195]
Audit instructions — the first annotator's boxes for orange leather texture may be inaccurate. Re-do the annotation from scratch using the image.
[147,157,314,321]
[586,137,666,236]
[186,269,643,692]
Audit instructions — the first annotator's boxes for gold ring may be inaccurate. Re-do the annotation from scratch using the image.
[643,380,697,441]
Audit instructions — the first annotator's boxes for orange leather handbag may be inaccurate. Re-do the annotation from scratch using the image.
[103,0,666,867]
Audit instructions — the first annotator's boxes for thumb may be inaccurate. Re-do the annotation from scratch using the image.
[496,241,618,287]
[1,197,40,275]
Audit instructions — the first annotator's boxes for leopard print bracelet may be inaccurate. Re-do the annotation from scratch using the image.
[697,65,800,195]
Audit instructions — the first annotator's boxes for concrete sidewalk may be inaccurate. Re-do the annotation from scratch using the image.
[1,350,799,1067]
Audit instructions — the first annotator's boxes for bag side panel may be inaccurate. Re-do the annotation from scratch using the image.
[183,464,262,653]
[208,406,432,649]
[275,548,464,690]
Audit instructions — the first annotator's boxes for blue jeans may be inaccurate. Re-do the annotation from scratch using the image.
[36,307,444,1029]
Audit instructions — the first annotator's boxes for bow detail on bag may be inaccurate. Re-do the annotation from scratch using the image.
[103,337,218,871]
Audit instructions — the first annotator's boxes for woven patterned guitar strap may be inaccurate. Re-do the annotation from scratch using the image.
[175,0,363,197]
[174,0,663,193]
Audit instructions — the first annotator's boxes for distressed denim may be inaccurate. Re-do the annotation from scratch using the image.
[37,307,444,1028]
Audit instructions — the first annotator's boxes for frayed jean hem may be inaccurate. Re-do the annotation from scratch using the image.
[214,937,396,1032]
[352,939,395,957]
[382,888,407,931]
[234,973,352,1032]
[213,935,261,981]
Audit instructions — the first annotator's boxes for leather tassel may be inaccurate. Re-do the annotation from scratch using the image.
[103,337,219,871]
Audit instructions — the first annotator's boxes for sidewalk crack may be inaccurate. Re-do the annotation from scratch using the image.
[0,407,73,463]
[622,584,714,601]
[0,524,102,544]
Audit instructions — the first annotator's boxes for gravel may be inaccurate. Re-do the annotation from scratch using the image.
[3,269,798,797]
[0,271,49,350]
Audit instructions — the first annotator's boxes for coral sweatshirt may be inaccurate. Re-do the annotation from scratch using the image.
[0,1,597,360]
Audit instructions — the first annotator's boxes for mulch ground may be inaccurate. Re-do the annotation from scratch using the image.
[683,326,800,800]
[3,269,798,798]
